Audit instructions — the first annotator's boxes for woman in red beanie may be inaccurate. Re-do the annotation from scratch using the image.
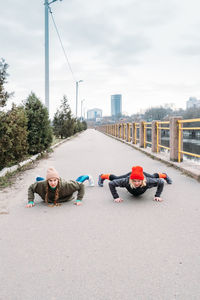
[98,166,172,203]
[26,167,85,207]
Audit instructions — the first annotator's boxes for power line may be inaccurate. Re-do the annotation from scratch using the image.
[48,6,76,82]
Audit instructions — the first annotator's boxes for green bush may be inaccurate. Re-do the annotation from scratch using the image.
[53,95,76,138]
[0,105,28,170]
[24,92,53,154]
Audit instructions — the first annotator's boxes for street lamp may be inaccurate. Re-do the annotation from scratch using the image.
[81,99,85,122]
[75,80,83,117]
[44,0,62,112]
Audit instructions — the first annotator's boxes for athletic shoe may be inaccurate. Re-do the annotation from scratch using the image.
[88,175,94,186]
[36,176,45,182]
[98,174,104,187]
[163,173,172,184]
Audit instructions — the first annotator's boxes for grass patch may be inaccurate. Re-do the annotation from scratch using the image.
[52,136,62,146]
[0,152,50,190]
[0,163,34,189]
[0,137,62,190]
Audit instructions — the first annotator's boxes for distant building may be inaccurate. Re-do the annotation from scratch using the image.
[111,94,122,118]
[186,97,200,109]
[87,108,102,120]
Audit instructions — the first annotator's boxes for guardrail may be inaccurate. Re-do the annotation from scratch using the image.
[144,122,152,148]
[156,121,170,153]
[178,118,200,162]
[97,117,200,163]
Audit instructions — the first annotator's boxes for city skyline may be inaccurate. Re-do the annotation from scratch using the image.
[1,0,200,119]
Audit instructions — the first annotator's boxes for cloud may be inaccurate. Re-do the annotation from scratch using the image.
[1,0,200,118]
[50,9,152,68]
[48,0,178,70]
[176,33,200,56]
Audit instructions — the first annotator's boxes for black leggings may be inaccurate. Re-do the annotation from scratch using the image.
[109,172,159,181]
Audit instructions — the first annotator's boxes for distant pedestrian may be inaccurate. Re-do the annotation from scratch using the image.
[26,167,89,208]
[98,166,172,203]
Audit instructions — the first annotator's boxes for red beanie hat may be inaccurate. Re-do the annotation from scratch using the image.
[130,166,144,180]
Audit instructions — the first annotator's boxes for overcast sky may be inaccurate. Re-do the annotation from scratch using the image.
[1,0,200,118]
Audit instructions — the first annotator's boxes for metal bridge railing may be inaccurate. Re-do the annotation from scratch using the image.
[134,123,140,144]
[156,121,170,153]
[98,117,200,163]
[178,118,200,163]
[143,122,152,148]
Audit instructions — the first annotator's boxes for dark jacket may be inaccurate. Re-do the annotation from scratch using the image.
[108,177,164,199]
[28,178,85,203]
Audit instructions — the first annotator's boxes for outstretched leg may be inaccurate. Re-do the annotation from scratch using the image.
[144,171,172,184]
[76,175,94,186]
[98,172,131,187]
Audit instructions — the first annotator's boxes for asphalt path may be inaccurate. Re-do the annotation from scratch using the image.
[0,129,200,300]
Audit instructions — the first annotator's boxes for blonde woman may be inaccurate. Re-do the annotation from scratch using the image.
[98,166,172,203]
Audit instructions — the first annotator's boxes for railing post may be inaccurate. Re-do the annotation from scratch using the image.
[132,122,136,144]
[139,121,144,148]
[123,123,125,140]
[129,123,131,142]
[126,123,129,142]
[119,124,122,138]
[130,123,133,142]
[143,122,146,148]
[170,116,183,162]
[124,123,126,140]
[152,120,159,152]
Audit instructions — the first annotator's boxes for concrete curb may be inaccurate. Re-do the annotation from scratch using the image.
[0,133,80,178]
[104,132,200,182]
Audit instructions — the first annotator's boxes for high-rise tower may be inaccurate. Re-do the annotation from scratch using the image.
[111,94,122,118]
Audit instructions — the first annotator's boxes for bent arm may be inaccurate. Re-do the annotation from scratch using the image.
[27,182,42,207]
[28,182,37,203]
[76,182,85,201]
[68,181,85,201]
[147,178,164,197]
[108,178,127,200]
[154,178,164,197]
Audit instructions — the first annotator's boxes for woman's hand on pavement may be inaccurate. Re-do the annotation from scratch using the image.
[154,197,163,202]
[74,200,82,206]
[26,202,35,208]
[114,198,123,203]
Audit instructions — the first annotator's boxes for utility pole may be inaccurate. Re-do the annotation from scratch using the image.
[44,0,49,112]
[81,99,85,122]
[44,0,62,112]
[75,80,83,118]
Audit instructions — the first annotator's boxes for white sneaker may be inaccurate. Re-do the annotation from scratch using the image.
[88,175,94,186]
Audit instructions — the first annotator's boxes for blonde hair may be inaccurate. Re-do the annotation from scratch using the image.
[45,180,60,205]
[129,178,146,189]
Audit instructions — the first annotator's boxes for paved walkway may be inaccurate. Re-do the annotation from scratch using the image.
[0,129,200,300]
